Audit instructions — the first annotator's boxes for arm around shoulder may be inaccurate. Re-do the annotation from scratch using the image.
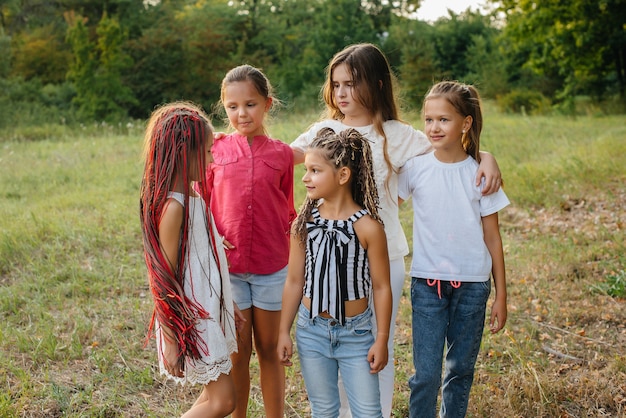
[476,151,502,195]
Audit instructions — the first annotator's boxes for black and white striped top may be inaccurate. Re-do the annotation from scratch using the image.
[303,207,371,325]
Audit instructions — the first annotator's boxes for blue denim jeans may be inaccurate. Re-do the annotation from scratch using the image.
[409,278,491,418]
[296,303,382,418]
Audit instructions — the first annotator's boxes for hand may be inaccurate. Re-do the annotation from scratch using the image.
[222,236,235,251]
[214,131,226,140]
[233,303,246,332]
[475,152,502,195]
[489,298,507,333]
[277,333,294,367]
[367,339,388,374]
[162,331,184,377]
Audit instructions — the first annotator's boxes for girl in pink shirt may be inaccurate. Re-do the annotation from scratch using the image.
[203,65,296,418]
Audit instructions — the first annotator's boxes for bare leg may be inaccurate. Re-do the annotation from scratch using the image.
[252,307,285,418]
[181,373,236,418]
[230,308,253,418]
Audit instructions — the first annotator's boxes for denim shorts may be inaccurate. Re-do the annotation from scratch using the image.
[296,303,382,418]
[229,266,287,311]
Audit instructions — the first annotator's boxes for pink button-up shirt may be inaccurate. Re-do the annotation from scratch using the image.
[204,133,296,274]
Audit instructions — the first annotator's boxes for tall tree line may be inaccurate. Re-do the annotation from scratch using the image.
[0,0,624,125]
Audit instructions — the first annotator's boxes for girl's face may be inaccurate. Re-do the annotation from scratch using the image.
[423,97,471,160]
[222,80,271,139]
[332,63,370,124]
[302,149,342,201]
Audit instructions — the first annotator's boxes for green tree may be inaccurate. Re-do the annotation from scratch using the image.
[498,0,626,101]
[227,0,413,103]
[360,0,422,32]
[0,27,10,77]
[11,24,71,83]
[429,9,499,81]
[66,12,136,121]
[464,33,508,98]
[125,0,242,118]
[388,10,500,106]
[180,1,245,107]
[304,0,379,82]
[386,17,439,107]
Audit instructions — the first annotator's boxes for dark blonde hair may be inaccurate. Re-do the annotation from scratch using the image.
[322,43,399,187]
[424,81,483,162]
[218,64,277,133]
[293,127,382,242]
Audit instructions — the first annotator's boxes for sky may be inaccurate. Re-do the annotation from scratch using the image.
[416,0,486,22]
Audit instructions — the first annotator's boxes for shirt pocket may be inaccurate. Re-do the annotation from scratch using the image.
[212,154,238,184]
[258,157,282,186]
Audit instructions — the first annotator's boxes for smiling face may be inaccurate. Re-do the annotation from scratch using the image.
[423,97,472,162]
[222,80,271,139]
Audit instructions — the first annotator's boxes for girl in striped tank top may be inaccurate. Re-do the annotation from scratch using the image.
[277,128,392,418]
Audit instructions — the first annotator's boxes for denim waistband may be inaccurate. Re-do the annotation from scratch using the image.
[298,303,371,329]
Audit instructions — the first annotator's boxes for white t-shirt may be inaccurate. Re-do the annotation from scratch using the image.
[398,152,510,282]
[291,119,432,260]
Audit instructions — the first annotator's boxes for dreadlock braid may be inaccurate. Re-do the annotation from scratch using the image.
[294,128,382,242]
[140,101,218,369]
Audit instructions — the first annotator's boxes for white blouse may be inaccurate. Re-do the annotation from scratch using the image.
[292,119,431,260]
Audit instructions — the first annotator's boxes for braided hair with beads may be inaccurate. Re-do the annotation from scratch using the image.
[140,101,228,370]
[293,127,382,242]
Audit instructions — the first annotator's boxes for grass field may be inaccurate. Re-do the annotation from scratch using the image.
[0,106,625,417]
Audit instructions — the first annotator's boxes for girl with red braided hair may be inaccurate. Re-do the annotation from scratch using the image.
[140,101,243,417]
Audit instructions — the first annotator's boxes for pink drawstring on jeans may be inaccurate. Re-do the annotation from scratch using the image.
[426,279,461,299]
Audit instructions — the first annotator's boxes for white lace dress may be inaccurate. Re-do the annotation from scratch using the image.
[156,192,238,385]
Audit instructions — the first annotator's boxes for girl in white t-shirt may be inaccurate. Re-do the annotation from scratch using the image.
[398,81,509,418]
[290,43,503,418]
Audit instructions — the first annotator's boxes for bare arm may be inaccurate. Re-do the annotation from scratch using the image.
[292,146,305,165]
[277,227,306,367]
[157,199,185,377]
[476,151,502,195]
[482,213,507,333]
[356,218,392,373]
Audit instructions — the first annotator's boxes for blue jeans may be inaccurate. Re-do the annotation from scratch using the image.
[409,278,491,418]
[296,304,382,418]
